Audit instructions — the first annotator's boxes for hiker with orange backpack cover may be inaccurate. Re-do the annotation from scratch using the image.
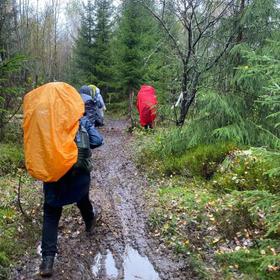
[23,82,103,277]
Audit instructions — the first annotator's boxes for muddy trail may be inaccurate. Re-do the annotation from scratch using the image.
[12,119,197,280]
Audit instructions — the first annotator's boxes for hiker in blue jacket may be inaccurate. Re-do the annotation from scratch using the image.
[39,115,103,278]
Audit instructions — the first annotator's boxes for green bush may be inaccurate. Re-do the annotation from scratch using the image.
[0,144,24,176]
[138,126,192,165]
[213,149,280,193]
[161,142,236,178]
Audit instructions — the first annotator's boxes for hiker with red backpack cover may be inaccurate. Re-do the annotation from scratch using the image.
[23,82,103,277]
[136,84,158,129]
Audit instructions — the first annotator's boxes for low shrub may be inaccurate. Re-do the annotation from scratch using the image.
[161,142,236,178]
[138,126,191,163]
[0,144,24,176]
[213,149,280,193]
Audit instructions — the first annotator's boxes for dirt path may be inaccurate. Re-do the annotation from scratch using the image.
[12,119,197,280]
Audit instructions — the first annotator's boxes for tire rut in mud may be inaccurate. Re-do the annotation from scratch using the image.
[12,119,197,280]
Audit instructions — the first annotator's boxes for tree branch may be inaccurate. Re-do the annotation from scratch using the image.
[138,0,185,63]
[204,34,235,72]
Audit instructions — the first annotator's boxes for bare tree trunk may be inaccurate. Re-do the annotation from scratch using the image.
[177,71,199,126]
[178,90,196,126]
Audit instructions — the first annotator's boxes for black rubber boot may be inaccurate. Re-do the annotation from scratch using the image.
[39,256,54,277]
[86,208,101,235]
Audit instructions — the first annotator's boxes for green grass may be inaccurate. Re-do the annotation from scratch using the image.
[138,128,279,191]
[3,120,23,144]
[0,143,41,278]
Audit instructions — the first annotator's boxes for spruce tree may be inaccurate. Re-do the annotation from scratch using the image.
[73,0,96,84]
[188,0,280,149]
[113,0,165,96]
[115,0,144,96]
[92,0,113,93]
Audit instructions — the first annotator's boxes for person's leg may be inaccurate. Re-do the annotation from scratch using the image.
[40,202,62,277]
[76,193,94,231]
[41,202,62,256]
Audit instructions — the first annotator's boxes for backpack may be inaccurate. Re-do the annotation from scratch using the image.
[23,82,84,182]
[84,100,104,127]
[72,125,93,172]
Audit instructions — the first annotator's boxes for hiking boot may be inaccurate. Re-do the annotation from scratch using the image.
[86,207,101,235]
[39,256,54,277]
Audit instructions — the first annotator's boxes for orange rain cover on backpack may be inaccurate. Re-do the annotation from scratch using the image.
[23,82,85,182]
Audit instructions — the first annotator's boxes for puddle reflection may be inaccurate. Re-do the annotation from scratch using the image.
[91,252,102,276]
[91,246,159,279]
[123,246,159,280]
[92,250,118,278]
[105,250,118,277]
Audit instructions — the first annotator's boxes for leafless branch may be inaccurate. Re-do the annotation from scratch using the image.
[138,0,185,63]
[204,34,235,72]
[144,40,164,66]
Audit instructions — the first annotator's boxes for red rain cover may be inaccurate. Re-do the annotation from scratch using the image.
[136,85,157,127]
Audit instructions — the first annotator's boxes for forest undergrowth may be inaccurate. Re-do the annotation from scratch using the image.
[0,124,41,280]
[135,126,280,280]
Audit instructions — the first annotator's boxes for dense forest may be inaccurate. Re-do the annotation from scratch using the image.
[0,0,279,279]
[1,0,280,142]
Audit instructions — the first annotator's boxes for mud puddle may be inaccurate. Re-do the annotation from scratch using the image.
[12,119,197,280]
[123,246,159,280]
[92,250,119,278]
[92,246,159,280]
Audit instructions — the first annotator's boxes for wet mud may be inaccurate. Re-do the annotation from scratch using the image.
[12,119,197,280]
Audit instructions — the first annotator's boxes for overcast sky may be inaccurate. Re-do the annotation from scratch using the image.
[29,0,121,10]
[26,0,121,32]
